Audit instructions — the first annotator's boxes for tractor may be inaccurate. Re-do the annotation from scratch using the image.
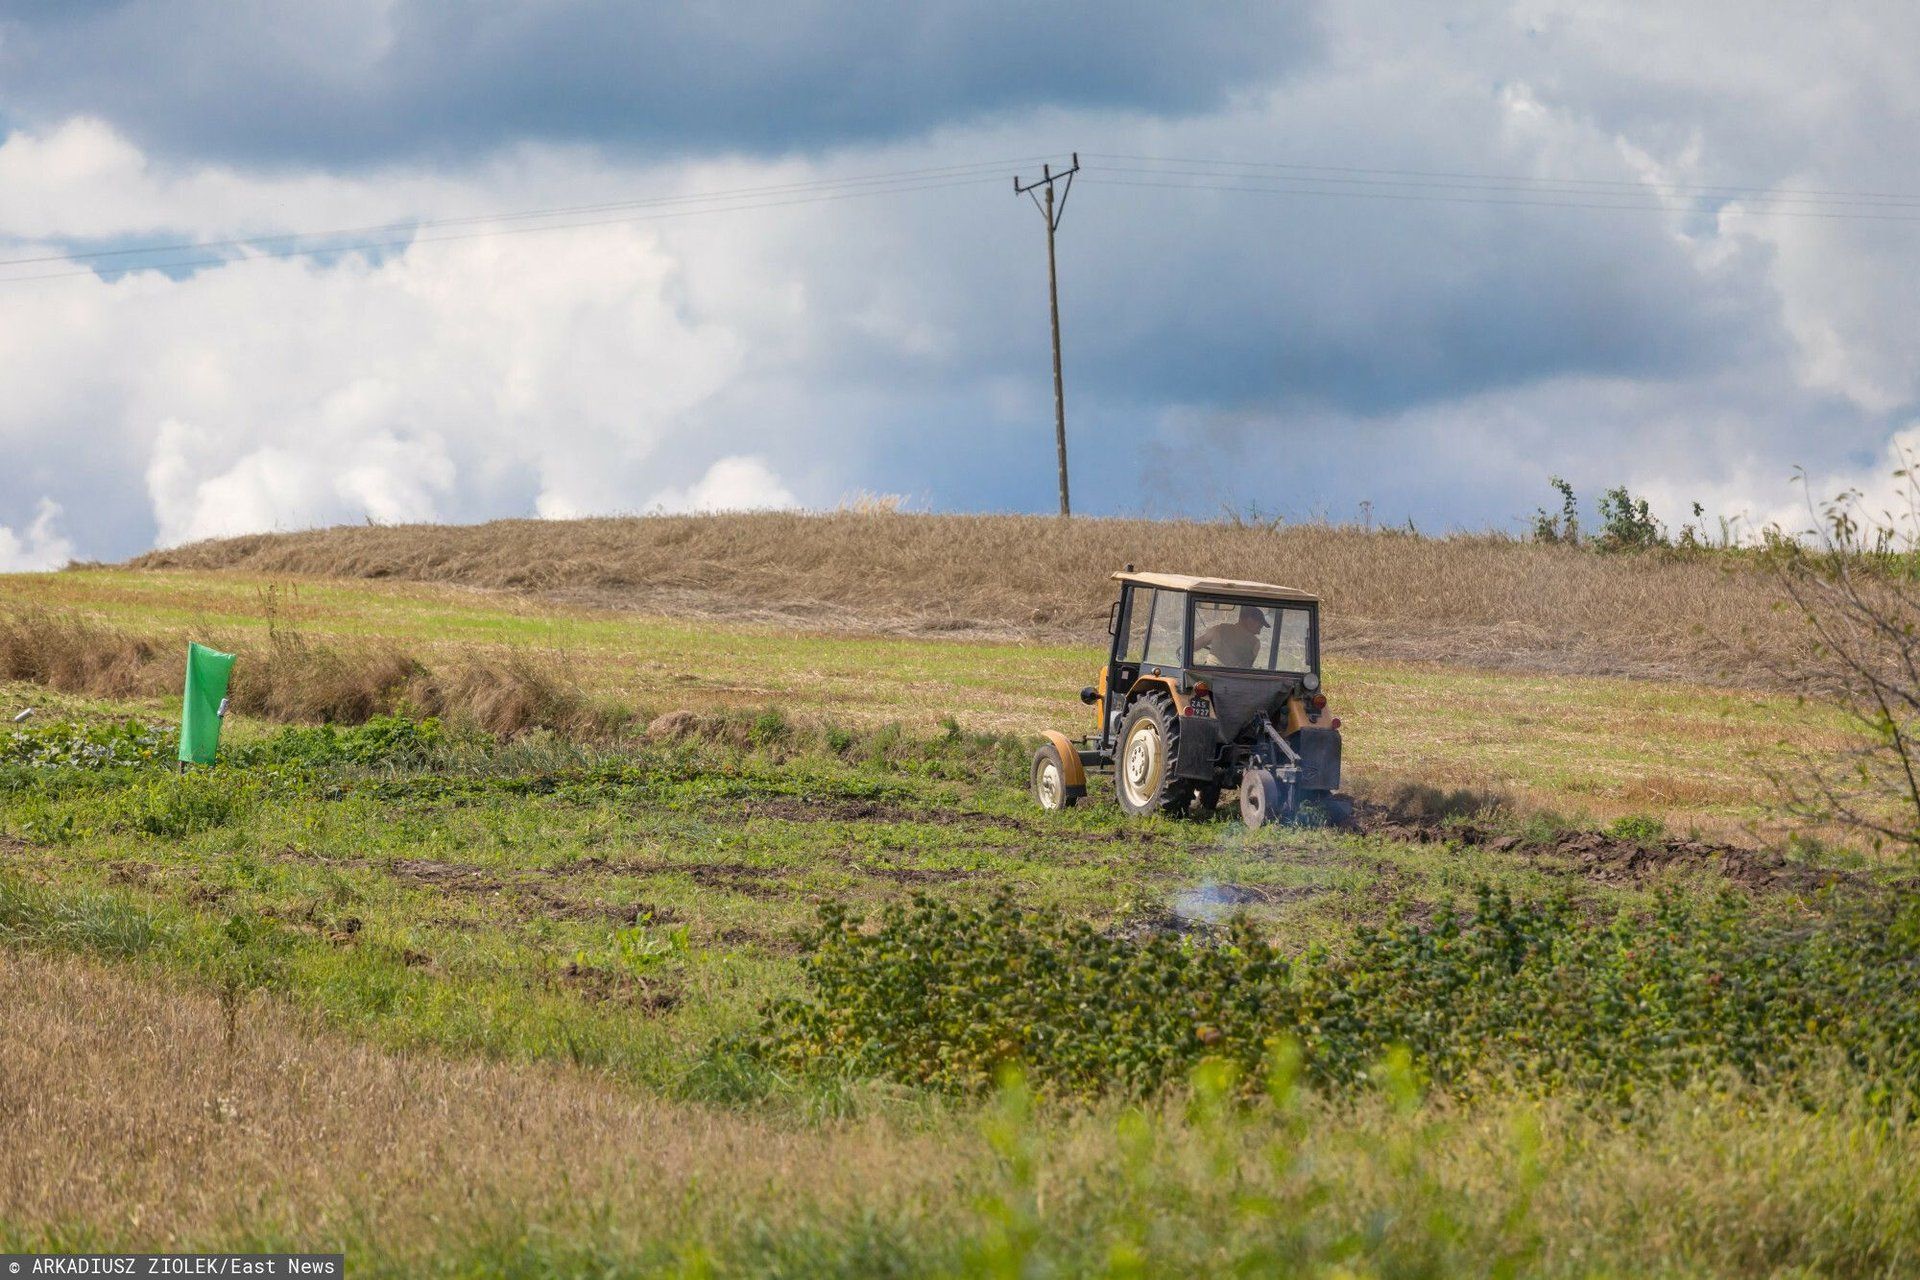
[1030,569,1351,828]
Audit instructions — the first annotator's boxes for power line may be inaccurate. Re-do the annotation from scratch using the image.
[0,155,1061,270]
[1089,161,1920,213]
[1081,169,1920,223]
[6,144,1908,289]
[0,165,1050,286]
[1084,151,1920,207]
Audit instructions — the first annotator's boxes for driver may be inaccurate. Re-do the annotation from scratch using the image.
[1193,604,1266,668]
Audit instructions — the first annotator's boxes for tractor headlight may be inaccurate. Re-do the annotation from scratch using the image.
[1301,672,1321,693]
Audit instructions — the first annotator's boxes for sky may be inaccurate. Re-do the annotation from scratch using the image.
[2,1,1918,567]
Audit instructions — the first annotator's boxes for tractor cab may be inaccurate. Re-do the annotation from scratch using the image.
[1032,569,1349,828]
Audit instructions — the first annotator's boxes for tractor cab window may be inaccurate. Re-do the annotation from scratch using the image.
[1143,591,1185,667]
[1123,587,1154,661]
[1123,586,1185,667]
[1190,598,1314,673]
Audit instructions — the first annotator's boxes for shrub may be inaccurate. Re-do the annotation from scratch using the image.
[1596,485,1668,552]
[746,887,1920,1104]
[749,709,791,749]
[1529,479,1673,554]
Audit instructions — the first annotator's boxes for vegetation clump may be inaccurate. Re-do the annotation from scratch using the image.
[2,714,450,774]
[229,713,447,769]
[2,718,174,769]
[749,886,1920,1104]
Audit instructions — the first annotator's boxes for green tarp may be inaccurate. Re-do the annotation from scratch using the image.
[178,642,236,765]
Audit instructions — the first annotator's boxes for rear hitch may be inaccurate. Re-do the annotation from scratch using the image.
[1239,715,1301,828]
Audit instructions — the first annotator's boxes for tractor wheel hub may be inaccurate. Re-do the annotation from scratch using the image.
[1125,735,1154,788]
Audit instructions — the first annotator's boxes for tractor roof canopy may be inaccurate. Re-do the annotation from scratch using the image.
[1111,570,1319,605]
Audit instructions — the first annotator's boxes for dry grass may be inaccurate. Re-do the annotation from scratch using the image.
[129,512,1799,686]
[0,609,171,699]
[0,949,962,1256]
[0,608,617,737]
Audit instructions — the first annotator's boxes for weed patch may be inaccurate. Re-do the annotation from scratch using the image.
[107,775,262,839]
[231,715,448,769]
[0,875,162,959]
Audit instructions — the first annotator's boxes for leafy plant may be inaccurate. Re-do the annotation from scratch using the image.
[572,916,692,978]
[1531,476,1581,545]
[748,710,790,750]
[1596,485,1668,551]
[1607,813,1666,844]
[104,774,260,839]
[612,918,691,976]
[1,719,175,769]
[746,886,1920,1105]
[200,911,296,1047]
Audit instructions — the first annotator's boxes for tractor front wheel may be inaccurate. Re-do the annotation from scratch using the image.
[1115,695,1187,817]
[1031,742,1078,811]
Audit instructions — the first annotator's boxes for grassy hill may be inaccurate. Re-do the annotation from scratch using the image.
[127,510,1799,686]
[2,519,1912,1276]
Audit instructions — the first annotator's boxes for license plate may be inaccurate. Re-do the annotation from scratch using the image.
[1188,697,1214,717]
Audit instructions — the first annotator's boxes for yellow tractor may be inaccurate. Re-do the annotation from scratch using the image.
[1031,569,1350,828]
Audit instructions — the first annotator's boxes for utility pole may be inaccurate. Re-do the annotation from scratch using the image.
[1015,153,1079,516]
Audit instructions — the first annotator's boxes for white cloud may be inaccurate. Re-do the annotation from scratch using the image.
[0,499,75,571]
[1752,421,1920,542]
[644,456,798,514]
[3,194,748,550]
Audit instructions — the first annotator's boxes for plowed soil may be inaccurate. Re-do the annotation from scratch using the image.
[1355,803,1856,894]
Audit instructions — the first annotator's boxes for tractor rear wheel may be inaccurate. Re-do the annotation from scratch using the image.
[1115,695,1187,816]
[1031,742,1078,811]
[1240,770,1284,829]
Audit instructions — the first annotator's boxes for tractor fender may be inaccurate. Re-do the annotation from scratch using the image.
[1040,730,1088,793]
[1125,675,1189,716]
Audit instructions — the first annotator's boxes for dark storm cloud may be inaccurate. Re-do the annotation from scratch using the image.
[0,0,1321,165]
[1054,184,1782,415]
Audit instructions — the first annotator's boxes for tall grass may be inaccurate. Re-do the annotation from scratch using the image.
[0,607,616,736]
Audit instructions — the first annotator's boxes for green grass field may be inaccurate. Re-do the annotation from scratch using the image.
[0,568,1851,835]
[2,567,1912,1277]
